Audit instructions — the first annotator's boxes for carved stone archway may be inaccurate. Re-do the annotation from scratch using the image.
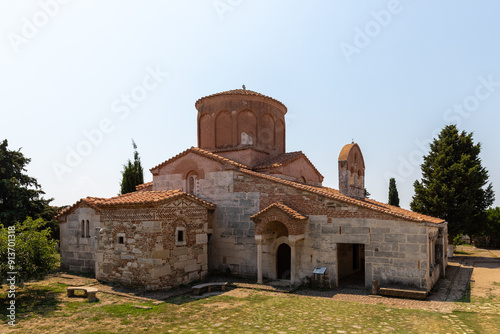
[251,203,308,284]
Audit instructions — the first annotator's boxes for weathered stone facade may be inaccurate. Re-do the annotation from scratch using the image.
[59,203,100,272]
[95,197,213,290]
[59,88,448,293]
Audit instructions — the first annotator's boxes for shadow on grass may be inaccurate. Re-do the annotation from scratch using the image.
[0,283,66,319]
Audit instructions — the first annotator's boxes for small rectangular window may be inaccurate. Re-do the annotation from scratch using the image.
[118,236,124,244]
[175,227,186,246]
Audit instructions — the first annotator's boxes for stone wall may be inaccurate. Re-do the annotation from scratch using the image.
[233,171,446,291]
[95,199,210,290]
[59,205,100,273]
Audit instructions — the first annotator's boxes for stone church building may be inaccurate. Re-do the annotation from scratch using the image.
[58,88,448,292]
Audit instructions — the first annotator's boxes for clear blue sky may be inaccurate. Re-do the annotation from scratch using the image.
[1,1,499,209]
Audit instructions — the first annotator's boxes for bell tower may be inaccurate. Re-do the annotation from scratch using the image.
[338,143,365,199]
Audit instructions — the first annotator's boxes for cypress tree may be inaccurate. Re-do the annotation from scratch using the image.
[388,178,400,207]
[410,125,494,238]
[120,140,144,195]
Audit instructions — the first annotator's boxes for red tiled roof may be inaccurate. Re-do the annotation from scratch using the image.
[95,190,215,208]
[57,190,215,221]
[150,147,248,174]
[147,147,443,225]
[253,151,303,169]
[135,181,153,191]
[195,88,287,112]
[56,196,105,219]
[253,151,324,180]
[236,168,445,225]
[251,202,308,221]
[338,143,357,161]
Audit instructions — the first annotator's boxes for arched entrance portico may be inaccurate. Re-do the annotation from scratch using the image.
[251,203,308,285]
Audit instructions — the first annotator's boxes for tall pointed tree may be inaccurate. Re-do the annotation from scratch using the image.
[388,178,400,207]
[410,125,494,239]
[120,140,144,195]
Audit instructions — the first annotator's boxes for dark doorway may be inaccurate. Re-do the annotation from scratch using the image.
[277,243,291,279]
[337,243,365,287]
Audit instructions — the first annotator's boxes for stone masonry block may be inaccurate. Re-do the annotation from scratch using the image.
[407,234,427,243]
[384,234,406,243]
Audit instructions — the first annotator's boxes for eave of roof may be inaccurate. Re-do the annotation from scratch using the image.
[251,202,308,221]
[237,168,445,225]
[57,190,216,221]
[195,89,287,112]
[150,147,248,175]
[147,147,443,225]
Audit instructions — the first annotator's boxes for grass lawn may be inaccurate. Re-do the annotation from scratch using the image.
[2,281,500,333]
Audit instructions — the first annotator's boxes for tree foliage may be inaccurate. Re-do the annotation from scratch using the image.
[410,125,494,238]
[0,218,59,283]
[0,139,55,228]
[388,177,400,207]
[120,140,144,195]
[484,207,500,247]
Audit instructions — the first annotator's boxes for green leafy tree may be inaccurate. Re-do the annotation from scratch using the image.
[120,140,144,195]
[388,178,400,207]
[483,207,500,247]
[0,139,54,228]
[0,218,59,284]
[410,125,494,239]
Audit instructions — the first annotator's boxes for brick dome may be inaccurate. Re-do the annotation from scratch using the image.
[195,88,287,160]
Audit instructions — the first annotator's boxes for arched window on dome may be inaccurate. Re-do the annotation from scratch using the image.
[187,171,199,195]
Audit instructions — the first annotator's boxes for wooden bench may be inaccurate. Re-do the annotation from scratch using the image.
[67,286,99,301]
[192,282,228,295]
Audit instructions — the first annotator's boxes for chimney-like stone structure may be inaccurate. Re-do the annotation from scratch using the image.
[338,143,365,199]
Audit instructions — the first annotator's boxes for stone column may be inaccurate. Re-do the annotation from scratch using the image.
[256,235,263,284]
[288,234,304,285]
[290,239,296,285]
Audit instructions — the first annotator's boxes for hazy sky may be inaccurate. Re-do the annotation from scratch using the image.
[1,0,499,209]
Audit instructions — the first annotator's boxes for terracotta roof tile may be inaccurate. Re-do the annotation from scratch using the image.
[148,147,444,225]
[252,151,324,180]
[195,89,287,111]
[135,181,153,191]
[57,190,215,221]
[236,168,445,225]
[253,151,304,169]
[150,147,248,174]
[251,202,307,221]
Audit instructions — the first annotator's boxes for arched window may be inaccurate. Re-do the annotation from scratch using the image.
[81,220,85,238]
[187,171,199,195]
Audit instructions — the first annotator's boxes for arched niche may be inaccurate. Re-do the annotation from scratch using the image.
[276,119,285,152]
[199,114,213,149]
[215,111,232,148]
[260,113,275,150]
[237,110,257,146]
